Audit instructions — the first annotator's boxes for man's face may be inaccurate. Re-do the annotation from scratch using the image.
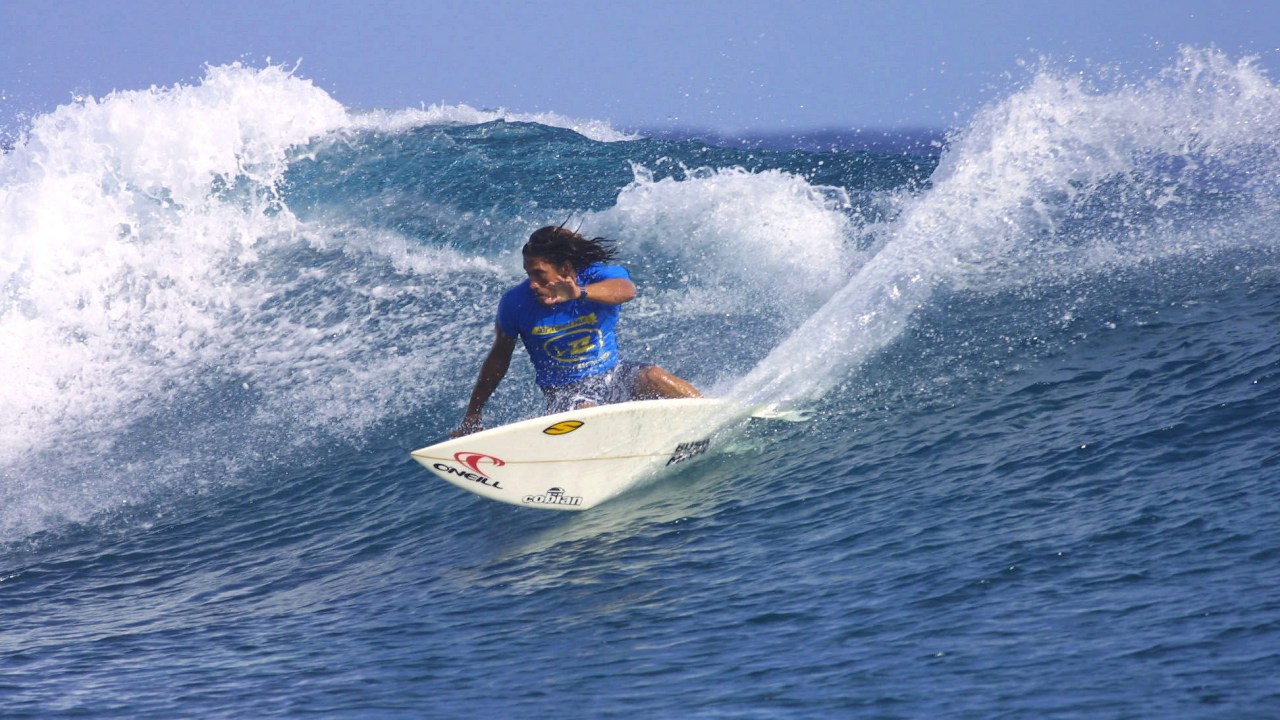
[523,256,574,301]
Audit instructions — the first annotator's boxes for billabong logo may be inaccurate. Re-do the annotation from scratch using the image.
[454,451,505,475]
[523,487,584,507]
[543,420,584,436]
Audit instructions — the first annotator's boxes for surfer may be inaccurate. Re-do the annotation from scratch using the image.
[451,225,700,437]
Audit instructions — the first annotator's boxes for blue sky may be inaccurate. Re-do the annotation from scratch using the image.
[3,0,1278,133]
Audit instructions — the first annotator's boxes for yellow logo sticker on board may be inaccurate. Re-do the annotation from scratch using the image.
[543,420,584,436]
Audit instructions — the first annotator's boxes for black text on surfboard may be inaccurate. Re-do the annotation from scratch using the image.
[432,462,503,489]
[667,439,710,466]
[523,488,584,507]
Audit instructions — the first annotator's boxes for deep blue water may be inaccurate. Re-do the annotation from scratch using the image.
[2,50,1279,717]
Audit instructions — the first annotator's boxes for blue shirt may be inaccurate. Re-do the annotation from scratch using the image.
[496,263,630,387]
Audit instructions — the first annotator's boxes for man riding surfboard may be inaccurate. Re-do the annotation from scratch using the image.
[451,225,700,437]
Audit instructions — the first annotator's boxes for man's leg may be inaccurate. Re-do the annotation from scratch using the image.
[635,365,701,400]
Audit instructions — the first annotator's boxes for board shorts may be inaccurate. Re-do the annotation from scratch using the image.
[540,361,652,414]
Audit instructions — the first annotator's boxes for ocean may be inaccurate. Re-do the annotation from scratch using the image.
[2,48,1278,717]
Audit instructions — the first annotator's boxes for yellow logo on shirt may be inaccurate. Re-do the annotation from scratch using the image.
[531,314,598,336]
[542,328,603,363]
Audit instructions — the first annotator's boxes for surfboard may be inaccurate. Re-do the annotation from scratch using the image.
[410,398,750,510]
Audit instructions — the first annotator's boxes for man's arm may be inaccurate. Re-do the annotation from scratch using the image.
[581,278,636,305]
[450,324,517,437]
[542,277,636,306]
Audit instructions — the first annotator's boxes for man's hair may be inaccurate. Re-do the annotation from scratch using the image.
[522,226,619,270]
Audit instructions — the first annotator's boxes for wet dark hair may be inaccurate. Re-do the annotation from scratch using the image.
[522,226,619,271]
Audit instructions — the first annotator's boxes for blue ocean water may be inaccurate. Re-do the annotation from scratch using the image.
[2,49,1279,717]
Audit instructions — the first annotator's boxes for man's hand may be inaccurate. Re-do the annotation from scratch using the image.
[539,277,581,306]
[450,414,483,438]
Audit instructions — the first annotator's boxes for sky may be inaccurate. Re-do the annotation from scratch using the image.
[2,0,1279,134]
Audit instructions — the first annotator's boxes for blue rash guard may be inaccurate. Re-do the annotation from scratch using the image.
[496,263,630,387]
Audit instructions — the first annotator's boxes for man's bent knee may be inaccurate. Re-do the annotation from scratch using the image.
[636,365,701,399]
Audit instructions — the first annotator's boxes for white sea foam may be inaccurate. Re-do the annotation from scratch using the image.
[0,64,497,539]
[593,163,862,320]
[731,48,1280,407]
[351,103,638,143]
[1,64,345,446]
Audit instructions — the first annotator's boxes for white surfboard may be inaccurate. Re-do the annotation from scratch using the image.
[410,398,751,510]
